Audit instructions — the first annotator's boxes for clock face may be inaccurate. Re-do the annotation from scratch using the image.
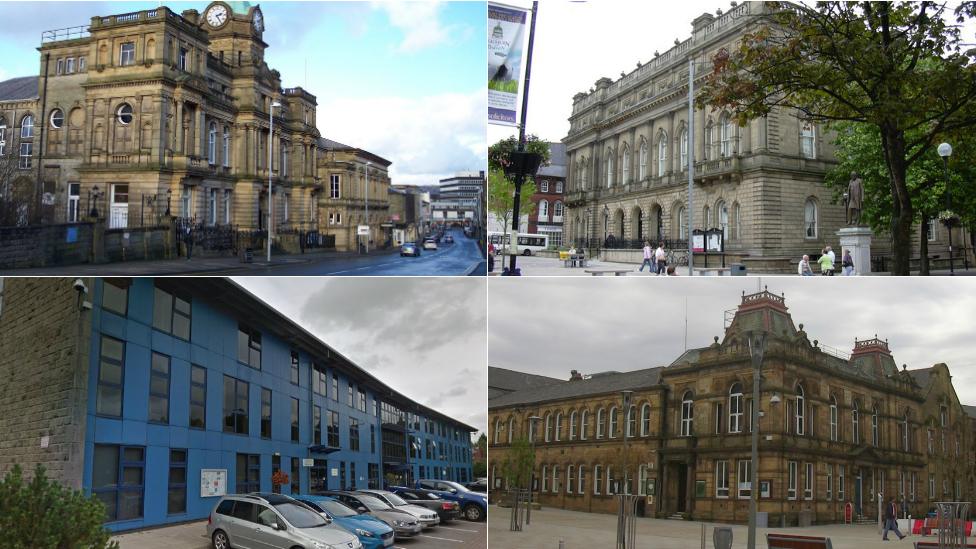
[206,4,228,27]
[253,9,264,32]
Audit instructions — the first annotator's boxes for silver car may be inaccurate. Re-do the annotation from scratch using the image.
[207,493,363,549]
[356,489,440,528]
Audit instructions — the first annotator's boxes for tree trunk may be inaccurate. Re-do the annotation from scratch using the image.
[919,217,929,276]
[881,127,913,275]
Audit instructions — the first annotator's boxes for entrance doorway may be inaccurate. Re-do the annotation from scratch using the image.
[109,183,129,229]
[855,472,863,515]
[676,464,688,512]
[310,459,328,493]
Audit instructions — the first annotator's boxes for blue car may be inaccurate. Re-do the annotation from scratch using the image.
[295,495,395,549]
[414,479,487,521]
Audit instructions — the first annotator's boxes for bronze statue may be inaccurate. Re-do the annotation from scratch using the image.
[847,171,863,226]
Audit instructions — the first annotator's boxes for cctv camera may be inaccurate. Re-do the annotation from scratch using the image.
[73,279,88,294]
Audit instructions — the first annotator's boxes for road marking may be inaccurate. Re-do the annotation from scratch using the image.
[437,526,480,533]
[418,534,465,543]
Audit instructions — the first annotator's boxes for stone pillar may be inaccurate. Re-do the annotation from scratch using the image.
[838,226,873,275]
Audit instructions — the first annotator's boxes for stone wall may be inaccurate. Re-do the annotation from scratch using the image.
[0,278,91,489]
[0,223,94,269]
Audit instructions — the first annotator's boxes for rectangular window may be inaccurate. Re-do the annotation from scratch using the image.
[189,365,206,429]
[224,189,232,224]
[236,453,260,493]
[237,325,261,369]
[178,47,188,71]
[332,374,339,400]
[715,460,729,498]
[19,142,32,169]
[120,42,135,66]
[290,351,300,385]
[67,182,81,222]
[148,352,171,424]
[153,285,191,340]
[291,457,300,494]
[788,461,797,500]
[79,56,86,71]
[347,384,354,407]
[804,462,814,500]
[358,390,367,413]
[291,397,300,443]
[101,278,129,316]
[328,410,340,447]
[56,58,64,75]
[350,462,356,489]
[929,474,936,499]
[97,335,125,417]
[370,425,376,453]
[838,465,845,501]
[260,387,271,439]
[737,460,752,498]
[330,174,340,198]
[826,464,833,500]
[313,405,322,445]
[66,57,75,74]
[313,363,326,395]
[350,418,360,451]
[93,445,144,522]
[168,449,187,515]
[223,375,249,435]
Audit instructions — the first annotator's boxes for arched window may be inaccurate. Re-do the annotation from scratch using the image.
[626,405,636,438]
[717,200,729,242]
[49,108,64,129]
[657,132,668,176]
[223,125,231,167]
[567,464,575,494]
[541,465,548,492]
[795,384,806,435]
[508,417,515,444]
[829,395,838,441]
[609,406,618,438]
[704,120,713,160]
[580,410,589,440]
[538,199,549,221]
[208,122,217,164]
[578,464,586,494]
[805,198,818,239]
[21,114,34,138]
[553,201,564,220]
[729,383,743,433]
[544,413,552,442]
[569,411,577,440]
[554,412,563,441]
[871,405,879,447]
[852,400,860,444]
[676,205,686,239]
[593,465,603,495]
[606,147,614,187]
[638,139,648,180]
[552,465,560,493]
[640,403,651,436]
[622,144,631,183]
[596,408,605,439]
[116,104,132,126]
[703,205,711,229]
[680,391,694,436]
[679,127,689,169]
[492,418,502,444]
[731,202,741,241]
[720,114,734,157]
[800,122,816,159]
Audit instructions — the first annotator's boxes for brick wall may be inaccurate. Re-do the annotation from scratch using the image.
[0,277,92,489]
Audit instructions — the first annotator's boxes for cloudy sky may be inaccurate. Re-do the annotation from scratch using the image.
[234,277,487,439]
[0,1,486,186]
[489,277,976,405]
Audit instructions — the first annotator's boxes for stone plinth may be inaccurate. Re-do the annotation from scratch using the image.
[838,226,873,275]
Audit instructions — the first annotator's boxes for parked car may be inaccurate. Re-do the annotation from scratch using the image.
[294,495,395,549]
[465,480,487,493]
[400,242,420,257]
[423,239,438,250]
[443,235,454,244]
[390,486,461,522]
[415,479,488,521]
[207,493,363,549]
[321,490,422,540]
[356,489,440,528]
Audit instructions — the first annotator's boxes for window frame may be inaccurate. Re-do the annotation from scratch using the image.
[189,365,206,429]
[223,375,249,436]
[167,449,187,515]
[93,444,145,522]
[148,352,171,424]
[96,335,125,418]
[119,42,136,66]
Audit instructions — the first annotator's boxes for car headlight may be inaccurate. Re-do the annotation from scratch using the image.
[354,528,374,537]
[393,520,406,527]
[312,542,328,549]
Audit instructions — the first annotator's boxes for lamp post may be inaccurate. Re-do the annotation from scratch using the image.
[364,161,372,254]
[267,100,281,263]
[937,142,954,275]
[165,188,172,217]
[603,204,609,244]
[617,390,634,549]
[88,185,102,218]
[746,330,767,549]
[526,415,541,524]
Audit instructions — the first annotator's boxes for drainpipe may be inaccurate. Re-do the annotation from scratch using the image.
[35,52,51,223]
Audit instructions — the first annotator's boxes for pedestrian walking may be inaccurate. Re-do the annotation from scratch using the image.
[842,249,855,276]
[185,221,194,261]
[818,248,834,275]
[639,241,654,272]
[655,242,667,275]
[826,245,836,265]
[798,254,814,276]
[488,242,495,272]
[882,496,906,541]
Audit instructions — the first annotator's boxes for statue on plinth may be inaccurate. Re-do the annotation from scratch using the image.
[846,172,864,226]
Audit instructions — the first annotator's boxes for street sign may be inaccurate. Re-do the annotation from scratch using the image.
[302,458,314,467]
[357,225,369,236]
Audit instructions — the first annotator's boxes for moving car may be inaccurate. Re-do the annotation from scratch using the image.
[207,493,363,549]
[443,235,454,244]
[321,490,422,540]
[390,487,461,522]
[415,479,488,521]
[294,495,395,549]
[423,239,438,250]
[356,489,440,528]
[400,242,420,257]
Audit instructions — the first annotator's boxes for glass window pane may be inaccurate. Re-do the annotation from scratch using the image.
[153,288,172,332]
[96,492,117,521]
[174,297,190,314]
[191,385,205,404]
[123,447,143,462]
[170,449,186,462]
[102,282,128,315]
[99,361,122,384]
[93,446,118,488]
[101,337,124,361]
[97,386,122,416]
[150,376,169,396]
[119,491,143,520]
[149,396,168,423]
[238,330,249,363]
[169,467,186,484]
[190,404,206,428]
[173,315,190,340]
[122,466,143,486]
[168,489,186,514]
[151,354,169,375]
[191,366,206,385]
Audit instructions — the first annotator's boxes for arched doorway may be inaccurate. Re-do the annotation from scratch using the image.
[612,209,625,241]
[631,206,643,242]
[649,204,663,242]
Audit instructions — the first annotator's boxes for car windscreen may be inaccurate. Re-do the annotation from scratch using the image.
[442,481,469,493]
[382,492,409,506]
[274,501,329,528]
[321,499,358,517]
[357,494,392,511]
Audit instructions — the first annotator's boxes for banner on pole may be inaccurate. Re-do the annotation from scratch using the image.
[488,3,528,126]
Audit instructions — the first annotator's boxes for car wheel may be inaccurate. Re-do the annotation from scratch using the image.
[522,249,532,256]
[212,530,230,549]
[463,504,484,521]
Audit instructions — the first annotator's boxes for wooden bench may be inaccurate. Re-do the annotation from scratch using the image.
[584,268,630,276]
[766,533,833,549]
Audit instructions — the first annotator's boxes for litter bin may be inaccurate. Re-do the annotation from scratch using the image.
[713,526,733,549]
[730,263,747,276]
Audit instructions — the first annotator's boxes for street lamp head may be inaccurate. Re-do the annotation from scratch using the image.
[271,101,282,109]
[770,393,781,405]
[938,142,952,158]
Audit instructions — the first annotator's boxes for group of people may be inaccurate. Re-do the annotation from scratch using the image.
[639,241,675,275]
[798,246,856,276]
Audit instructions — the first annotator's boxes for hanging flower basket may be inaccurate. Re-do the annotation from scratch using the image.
[271,470,290,493]
[938,210,960,227]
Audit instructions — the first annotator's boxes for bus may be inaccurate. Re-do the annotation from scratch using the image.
[488,231,549,256]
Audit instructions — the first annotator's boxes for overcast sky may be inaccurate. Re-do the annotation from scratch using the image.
[234,277,487,440]
[0,1,486,186]
[488,277,976,406]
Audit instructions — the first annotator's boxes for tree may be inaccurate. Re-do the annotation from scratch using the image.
[825,122,976,273]
[0,152,34,227]
[698,1,976,275]
[488,135,551,233]
[499,436,535,490]
[0,464,120,549]
[472,433,488,478]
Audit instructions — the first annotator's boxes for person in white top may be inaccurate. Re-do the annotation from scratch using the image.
[639,241,654,272]
[654,243,667,275]
[825,245,836,265]
[798,254,813,276]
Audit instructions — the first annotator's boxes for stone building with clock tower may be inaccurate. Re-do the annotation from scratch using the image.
[0,2,391,252]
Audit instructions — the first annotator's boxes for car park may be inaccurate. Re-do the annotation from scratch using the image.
[321,490,422,540]
[207,493,363,549]
[356,489,440,528]
[390,487,461,522]
[415,479,488,522]
[465,480,487,493]
[400,242,421,257]
[423,239,438,250]
[294,495,395,549]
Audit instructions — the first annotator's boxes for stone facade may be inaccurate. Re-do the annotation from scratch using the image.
[0,277,92,489]
[562,2,966,272]
[0,2,391,253]
[488,291,976,525]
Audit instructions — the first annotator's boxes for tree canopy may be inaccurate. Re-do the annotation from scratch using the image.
[487,135,550,232]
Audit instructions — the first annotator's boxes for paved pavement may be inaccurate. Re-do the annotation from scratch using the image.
[113,518,487,549]
[487,505,922,549]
